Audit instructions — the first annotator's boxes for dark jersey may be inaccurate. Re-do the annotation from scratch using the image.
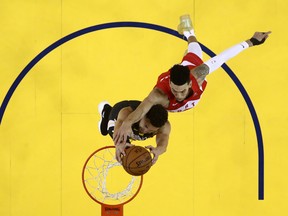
[108,100,156,142]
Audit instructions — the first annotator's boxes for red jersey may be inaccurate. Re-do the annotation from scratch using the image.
[154,52,207,112]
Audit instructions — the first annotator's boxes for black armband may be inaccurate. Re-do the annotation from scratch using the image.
[250,37,266,46]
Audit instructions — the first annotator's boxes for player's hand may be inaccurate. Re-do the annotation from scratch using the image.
[249,31,271,46]
[113,121,132,145]
[115,143,134,164]
[145,145,160,165]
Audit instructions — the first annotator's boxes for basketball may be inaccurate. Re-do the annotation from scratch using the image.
[122,145,152,176]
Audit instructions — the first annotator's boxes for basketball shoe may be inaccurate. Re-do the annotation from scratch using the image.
[177,14,194,35]
[98,101,112,136]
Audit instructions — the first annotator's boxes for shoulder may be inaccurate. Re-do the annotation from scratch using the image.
[118,107,133,120]
[191,64,209,75]
[147,88,169,107]
[156,71,170,86]
[157,121,171,135]
[190,64,209,86]
[152,87,167,97]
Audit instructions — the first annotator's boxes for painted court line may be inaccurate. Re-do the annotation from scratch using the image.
[0,21,264,200]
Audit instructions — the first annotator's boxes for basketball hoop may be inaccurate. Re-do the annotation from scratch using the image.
[82,146,143,216]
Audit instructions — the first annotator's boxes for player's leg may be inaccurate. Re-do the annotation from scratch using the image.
[107,121,115,139]
[106,104,121,139]
[106,100,136,139]
[98,101,112,136]
[178,14,203,59]
[104,100,141,139]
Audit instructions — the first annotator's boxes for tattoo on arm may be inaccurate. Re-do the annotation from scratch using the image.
[191,64,209,86]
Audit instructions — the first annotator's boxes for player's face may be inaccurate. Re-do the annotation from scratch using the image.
[138,117,159,134]
[170,81,192,102]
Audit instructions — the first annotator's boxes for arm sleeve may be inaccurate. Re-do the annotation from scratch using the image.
[204,41,249,74]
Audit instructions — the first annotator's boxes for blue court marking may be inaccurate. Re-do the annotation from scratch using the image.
[0,21,264,200]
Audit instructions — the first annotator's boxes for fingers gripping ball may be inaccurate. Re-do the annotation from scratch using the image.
[122,146,152,176]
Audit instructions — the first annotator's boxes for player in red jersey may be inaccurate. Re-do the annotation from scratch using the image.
[114,14,271,145]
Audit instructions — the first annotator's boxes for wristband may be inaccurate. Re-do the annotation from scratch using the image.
[250,37,266,46]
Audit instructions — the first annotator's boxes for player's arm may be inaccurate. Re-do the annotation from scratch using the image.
[191,31,271,87]
[113,88,168,145]
[190,64,209,87]
[146,121,171,165]
[113,107,134,163]
[114,107,132,138]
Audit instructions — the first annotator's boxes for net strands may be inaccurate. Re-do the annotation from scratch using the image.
[83,148,141,204]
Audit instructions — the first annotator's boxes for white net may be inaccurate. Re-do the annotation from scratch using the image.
[83,146,142,205]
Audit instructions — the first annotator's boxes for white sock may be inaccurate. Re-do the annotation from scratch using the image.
[183,29,196,39]
[187,42,203,59]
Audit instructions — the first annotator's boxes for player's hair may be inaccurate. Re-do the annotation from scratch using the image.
[146,104,168,128]
[170,64,190,85]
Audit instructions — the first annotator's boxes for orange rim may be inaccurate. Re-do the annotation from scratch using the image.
[82,145,143,206]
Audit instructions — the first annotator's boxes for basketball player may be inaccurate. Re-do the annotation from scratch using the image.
[98,100,171,165]
[114,15,271,145]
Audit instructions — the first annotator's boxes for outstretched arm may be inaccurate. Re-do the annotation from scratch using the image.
[113,108,134,163]
[113,88,168,145]
[191,31,272,86]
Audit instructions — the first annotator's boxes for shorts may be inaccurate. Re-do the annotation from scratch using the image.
[107,100,141,138]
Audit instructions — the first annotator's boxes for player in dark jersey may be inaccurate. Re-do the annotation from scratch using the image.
[98,100,171,165]
[114,14,271,145]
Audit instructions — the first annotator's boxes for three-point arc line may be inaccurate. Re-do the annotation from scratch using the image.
[0,21,264,200]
